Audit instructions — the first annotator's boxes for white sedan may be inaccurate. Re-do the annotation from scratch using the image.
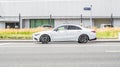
[32,24,97,44]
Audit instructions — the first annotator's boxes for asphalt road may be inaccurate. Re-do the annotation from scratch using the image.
[0,42,120,67]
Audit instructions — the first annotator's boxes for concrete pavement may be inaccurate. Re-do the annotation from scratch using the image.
[0,42,120,67]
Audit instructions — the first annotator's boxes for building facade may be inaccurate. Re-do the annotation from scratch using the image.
[0,0,120,28]
[0,15,120,29]
[19,16,120,28]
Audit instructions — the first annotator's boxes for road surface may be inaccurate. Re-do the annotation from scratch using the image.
[0,42,120,67]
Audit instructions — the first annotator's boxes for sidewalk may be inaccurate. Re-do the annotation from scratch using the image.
[0,39,119,43]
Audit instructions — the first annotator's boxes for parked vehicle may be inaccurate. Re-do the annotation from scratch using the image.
[100,24,113,28]
[32,24,97,44]
[41,24,53,28]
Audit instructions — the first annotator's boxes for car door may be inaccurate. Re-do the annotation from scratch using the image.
[66,25,82,41]
[52,25,68,41]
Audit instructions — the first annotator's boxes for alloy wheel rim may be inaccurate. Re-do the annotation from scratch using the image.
[42,36,48,42]
[81,36,88,43]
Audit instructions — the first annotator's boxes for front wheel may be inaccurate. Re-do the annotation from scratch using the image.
[78,34,89,43]
[40,34,50,44]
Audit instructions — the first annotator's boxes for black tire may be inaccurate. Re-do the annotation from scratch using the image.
[78,34,89,43]
[40,34,50,44]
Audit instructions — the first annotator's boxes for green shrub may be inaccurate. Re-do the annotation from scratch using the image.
[95,28,120,38]
[0,27,119,39]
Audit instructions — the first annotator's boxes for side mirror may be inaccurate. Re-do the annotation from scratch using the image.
[54,29,58,32]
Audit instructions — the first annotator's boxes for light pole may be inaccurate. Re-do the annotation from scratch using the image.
[19,13,22,29]
[50,14,52,25]
[90,5,93,28]
[111,13,114,27]
[80,14,83,26]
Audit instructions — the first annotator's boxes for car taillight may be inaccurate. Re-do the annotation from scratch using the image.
[91,31,96,33]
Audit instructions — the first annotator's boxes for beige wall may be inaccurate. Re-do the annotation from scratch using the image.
[113,19,120,27]
[55,19,81,27]
[0,22,5,29]
[54,19,92,28]
[94,19,111,28]
[22,19,30,28]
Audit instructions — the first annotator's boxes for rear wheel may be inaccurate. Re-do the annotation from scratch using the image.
[40,34,50,44]
[78,34,89,43]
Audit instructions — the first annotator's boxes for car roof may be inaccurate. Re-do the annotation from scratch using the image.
[53,24,86,30]
[57,24,82,27]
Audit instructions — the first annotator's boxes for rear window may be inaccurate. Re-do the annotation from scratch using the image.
[68,25,81,30]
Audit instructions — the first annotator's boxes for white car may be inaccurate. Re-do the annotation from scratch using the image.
[32,24,97,44]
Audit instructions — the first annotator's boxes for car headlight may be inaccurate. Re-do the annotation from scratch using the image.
[34,34,40,36]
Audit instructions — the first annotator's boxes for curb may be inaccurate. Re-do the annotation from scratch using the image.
[94,40,120,43]
[0,40,34,43]
[95,39,120,42]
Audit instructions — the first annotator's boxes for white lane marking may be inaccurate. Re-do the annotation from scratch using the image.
[0,43,37,47]
[0,46,38,47]
[0,43,10,45]
[105,50,120,53]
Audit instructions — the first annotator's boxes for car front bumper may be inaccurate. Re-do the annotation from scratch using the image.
[32,36,39,42]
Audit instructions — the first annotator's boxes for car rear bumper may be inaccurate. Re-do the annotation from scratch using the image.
[90,38,97,41]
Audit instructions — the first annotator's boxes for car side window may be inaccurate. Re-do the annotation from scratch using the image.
[68,25,81,30]
[54,26,68,31]
[58,26,68,31]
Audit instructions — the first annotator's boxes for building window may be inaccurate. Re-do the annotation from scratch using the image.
[30,19,54,28]
[5,23,19,29]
